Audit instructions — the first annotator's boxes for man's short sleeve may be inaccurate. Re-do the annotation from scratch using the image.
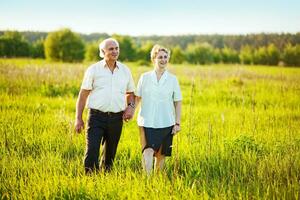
[173,77,182,101]
[135,74,143,97]
[81,67,94,90]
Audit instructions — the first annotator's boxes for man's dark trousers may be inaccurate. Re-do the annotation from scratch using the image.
[84,109,123,173]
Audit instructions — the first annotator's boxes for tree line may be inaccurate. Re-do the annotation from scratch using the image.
[0,29,300,66]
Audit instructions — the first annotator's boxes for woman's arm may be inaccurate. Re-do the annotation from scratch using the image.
[135,96,141,109]
[174,101,182,124]
[172,101,182,134]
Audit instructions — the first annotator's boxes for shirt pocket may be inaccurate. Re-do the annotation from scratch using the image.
[117,78,127,94]
[93,75,109,89]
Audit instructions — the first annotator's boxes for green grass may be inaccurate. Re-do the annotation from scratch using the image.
[1,58,300,199]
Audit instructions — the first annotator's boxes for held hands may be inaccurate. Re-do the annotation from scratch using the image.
[172,124,181,135]
[122,105,135,122]
[75,118,85,133]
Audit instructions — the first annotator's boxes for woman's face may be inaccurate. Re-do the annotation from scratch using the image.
[154,50,169,69]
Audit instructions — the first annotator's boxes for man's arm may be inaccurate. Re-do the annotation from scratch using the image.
[75,89,91,133]
[123,92,135,121]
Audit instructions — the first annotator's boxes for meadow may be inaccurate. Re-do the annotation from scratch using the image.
[0,58,300,199]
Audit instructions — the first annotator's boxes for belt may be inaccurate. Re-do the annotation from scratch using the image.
[90,109,123,116]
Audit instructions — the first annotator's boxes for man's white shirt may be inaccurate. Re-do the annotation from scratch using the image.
[81,60,135,112]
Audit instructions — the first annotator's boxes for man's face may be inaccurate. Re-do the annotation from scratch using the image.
[103,41,119,61]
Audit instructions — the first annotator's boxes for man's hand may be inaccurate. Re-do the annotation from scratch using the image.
[122,106,135,122]
[124,92,135,122]
[75,89,90,134]
[75,118,85,133]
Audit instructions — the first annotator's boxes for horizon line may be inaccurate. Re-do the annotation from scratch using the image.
[0,28,299,37]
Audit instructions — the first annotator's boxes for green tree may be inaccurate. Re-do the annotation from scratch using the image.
[31,39,45,58]
[112,35,136,61]
[283,43,300,66]
[266,43,280,65]
[186,43,214,64]
[239,45,254,65]
[170,46,185,64]
[84,42,99,61]
[213,48,222,63]
[0,31,30,57]
[136,41,154,63]
[253,46,268,65]
[44,28,85,62]
[221,46,239,63]
[252,44,280,66]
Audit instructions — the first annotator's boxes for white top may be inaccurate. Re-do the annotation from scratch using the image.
[135,70,182,128]
[81,60,135,112]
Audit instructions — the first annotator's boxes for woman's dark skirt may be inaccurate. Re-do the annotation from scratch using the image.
[143,126,174,156]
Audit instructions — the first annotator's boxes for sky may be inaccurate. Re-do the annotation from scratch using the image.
[0,0,299,36]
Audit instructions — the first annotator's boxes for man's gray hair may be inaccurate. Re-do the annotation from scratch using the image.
[99,38,119,58]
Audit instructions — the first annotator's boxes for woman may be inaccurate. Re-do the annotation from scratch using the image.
[135,44,182,175]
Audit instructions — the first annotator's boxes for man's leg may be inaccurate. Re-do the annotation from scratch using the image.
[84,126,104,174]
[100,118,123,171]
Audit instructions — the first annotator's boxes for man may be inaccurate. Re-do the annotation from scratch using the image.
[75,38,135,173]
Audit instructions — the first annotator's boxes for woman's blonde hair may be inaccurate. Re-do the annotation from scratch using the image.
[150,44,171,62]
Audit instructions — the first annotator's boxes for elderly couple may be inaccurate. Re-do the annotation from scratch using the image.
[75,38,182,175]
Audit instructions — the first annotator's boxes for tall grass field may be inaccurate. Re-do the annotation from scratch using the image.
[0,58,300,199]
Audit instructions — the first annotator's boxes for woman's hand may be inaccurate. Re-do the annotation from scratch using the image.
[172,124,180,135]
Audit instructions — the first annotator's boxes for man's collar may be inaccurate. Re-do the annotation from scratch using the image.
[100,59,119,69]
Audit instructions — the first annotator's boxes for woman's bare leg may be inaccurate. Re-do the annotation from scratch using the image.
[143,148,154,175]
[154,146,165,173]
[140,126,154,175]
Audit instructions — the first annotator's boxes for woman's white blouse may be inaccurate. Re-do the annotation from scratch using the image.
[135,70,182,128]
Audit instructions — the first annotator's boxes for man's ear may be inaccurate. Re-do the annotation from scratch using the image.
[101,49,105,56]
